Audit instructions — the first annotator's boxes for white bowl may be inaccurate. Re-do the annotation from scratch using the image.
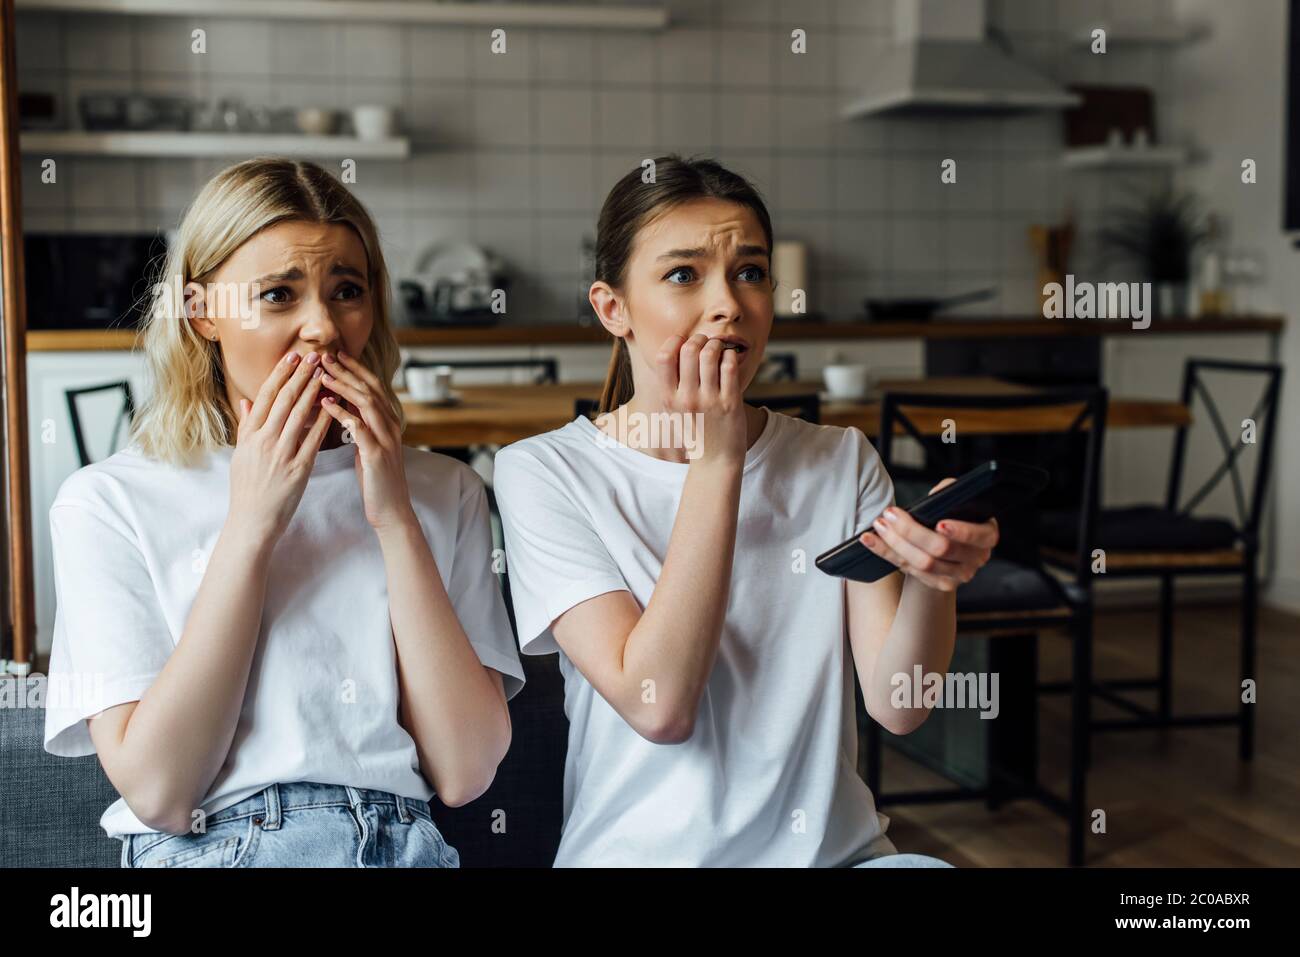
[823,364,871,399]
[295,108,337,135]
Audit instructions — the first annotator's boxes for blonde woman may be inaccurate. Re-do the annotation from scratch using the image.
[43,158,524,868]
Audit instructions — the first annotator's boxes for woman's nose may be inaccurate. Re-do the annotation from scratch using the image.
[298,305,343,345]
[705,278,744,324]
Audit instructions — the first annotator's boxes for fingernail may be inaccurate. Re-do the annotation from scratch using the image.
[882,509,897,522]
[285,351,299,364]
[305,352,320,365]
[873,519,886,532]
[322,396,336,404]
[337,349,349,359]
[323,352,336,362]
[312,368,322,380]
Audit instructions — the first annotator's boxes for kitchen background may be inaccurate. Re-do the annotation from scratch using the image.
[11,0,1299,660]
[18,0,1193,326]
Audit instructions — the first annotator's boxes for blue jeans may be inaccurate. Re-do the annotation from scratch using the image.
[852,853,954,868]
[120,782,459,868]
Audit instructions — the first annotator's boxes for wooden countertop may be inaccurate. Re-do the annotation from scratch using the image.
[399,378,1191,447]
[25,315,1285,352]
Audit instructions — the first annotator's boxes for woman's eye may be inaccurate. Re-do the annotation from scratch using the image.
[335,282,365,301]
[665,266,695,284]
[738,265,768,283]
[261,286,291,304]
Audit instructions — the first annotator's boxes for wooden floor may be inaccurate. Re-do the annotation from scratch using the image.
[880,601,1300,867]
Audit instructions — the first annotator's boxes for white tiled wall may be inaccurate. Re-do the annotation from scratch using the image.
[19,0,1182,329]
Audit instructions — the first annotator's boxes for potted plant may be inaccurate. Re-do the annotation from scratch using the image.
[1098,185,1208,319]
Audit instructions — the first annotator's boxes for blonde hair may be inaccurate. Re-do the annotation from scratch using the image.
[130,157,405,467]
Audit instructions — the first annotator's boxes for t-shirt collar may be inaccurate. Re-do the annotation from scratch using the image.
[210,440,357,475]
[572,406,781,477]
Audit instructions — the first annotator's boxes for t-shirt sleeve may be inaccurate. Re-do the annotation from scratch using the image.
[854,429,897,532]
[492,445,630,656]
[43,500,176,757]
[449,470,526,700]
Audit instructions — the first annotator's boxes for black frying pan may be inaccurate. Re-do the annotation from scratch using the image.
[864,288,996,320]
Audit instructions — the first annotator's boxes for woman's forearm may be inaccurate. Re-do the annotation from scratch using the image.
[865,576,957,734]
[619,456,744,739]
[378,513,510,807]
[111,521,275,831]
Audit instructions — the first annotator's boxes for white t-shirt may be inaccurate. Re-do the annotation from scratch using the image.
[44,439,525,838]
[493,410,900,867]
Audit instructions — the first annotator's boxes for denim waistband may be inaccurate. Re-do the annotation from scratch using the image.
[202,782,432,831]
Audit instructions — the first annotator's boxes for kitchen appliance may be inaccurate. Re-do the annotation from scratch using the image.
[864,288,996,320]
[399,241,509,327]
[843,0,1080,117]
[24,233,166,330]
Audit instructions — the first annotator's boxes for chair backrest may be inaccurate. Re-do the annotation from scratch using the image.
[65,381,136,468]
[0,684,123,867]
[760,352,798,382]
[752,393,821,424]
[878,386,1109,591]
[1167,359,1283,550]
[406,357,558,385]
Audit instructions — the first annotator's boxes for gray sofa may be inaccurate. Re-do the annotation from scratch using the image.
[0,701,121,867]
[0,652,567,868]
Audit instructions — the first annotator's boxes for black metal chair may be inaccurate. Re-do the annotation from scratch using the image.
[864,385,1109,867]
[65,381,136,467]
[760,352,798,382]
[1037,359,1283,763]
[404,357,558,385]
[751,393,821,424]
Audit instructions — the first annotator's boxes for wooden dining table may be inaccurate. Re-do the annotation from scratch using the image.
[398,376,1190,447]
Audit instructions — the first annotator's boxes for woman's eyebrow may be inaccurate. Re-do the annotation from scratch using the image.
[253,267,303,285]
[655,244,768,261]
[251,263,366,284]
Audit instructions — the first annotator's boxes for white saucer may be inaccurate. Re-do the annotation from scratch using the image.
[410,390,462,407]
[819,389,870,403]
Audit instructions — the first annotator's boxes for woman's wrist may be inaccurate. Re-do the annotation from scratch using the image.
[217,518,278,565]
[372,506,423,547]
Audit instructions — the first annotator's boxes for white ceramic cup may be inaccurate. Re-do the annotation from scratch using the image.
[407,365,453,402]
[351,104,397,141]
[823,364,871,399]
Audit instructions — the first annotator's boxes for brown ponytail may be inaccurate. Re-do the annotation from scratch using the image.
[599,339,633,415]
[592,154,773,415]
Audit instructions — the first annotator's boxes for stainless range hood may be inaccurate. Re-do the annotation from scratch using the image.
[843,0,1081,117]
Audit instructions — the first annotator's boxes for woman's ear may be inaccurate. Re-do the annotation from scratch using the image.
[182,281,217,341]
[589,281,629,342]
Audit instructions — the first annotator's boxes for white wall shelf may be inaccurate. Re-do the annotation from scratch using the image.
[21,130,412,158]
[1068,20,1208,47]
[1062,145,1187,169]
[16,0,670,30]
